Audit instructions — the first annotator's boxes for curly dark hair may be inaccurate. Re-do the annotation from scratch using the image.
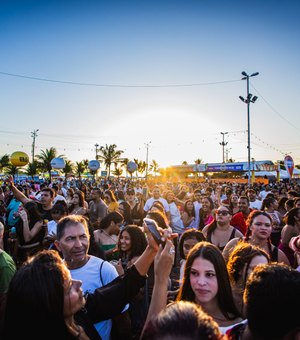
[118,225,147,261]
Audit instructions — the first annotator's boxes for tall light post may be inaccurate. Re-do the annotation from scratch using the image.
[31,129,39,163]
[219,132,228,163]
[145,141,151,180]
[95,143,99,160]
[239,71,259,186]
[225,147,232,162]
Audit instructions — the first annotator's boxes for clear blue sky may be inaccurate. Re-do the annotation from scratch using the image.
[1,0,300,168]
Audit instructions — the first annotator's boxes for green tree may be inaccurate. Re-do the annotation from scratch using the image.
[112,167,123,178]
[25,161,39,177]
[82,159,89,169]
[98,144,123,178]
[139,160,147,177]
[120,157,129,177]
[149,160,159,176]
[63,160,74,178]
[0,154,10,172]
[194,158,203,164]
[182,161,188,165]
[36,148,63,181]
[4,164,18,176]
[74,161,86,179]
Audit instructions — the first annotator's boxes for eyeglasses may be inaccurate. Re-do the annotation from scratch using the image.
[216,210,230,216]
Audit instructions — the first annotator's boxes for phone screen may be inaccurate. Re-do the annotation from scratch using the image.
[142,187,148,199]
[143,218,163,245]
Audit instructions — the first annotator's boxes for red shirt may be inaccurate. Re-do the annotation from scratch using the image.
[230,209,252,235]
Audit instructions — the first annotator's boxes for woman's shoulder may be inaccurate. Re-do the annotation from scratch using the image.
[202,224,209,234]
[232,227,244,238]
[228,233,243,243]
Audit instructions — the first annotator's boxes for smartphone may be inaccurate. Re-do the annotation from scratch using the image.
[142,187,148,199]
[143,218,164,246]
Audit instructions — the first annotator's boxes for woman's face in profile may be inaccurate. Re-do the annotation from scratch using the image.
[63,269,85,318]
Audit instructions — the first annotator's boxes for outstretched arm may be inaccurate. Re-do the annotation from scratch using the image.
[142,239,175,334]
[7,176,31,205]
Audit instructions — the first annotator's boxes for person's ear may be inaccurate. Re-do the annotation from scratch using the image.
[54,240,61,252]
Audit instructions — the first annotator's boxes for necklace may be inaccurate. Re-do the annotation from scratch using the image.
[100,229,117,242]
[72,207,82,214]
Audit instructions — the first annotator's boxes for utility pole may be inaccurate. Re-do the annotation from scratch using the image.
[219,132,228,163]
[239,71,259,186]
[145,141,151,180]
[31,129,39,163]
[95,143,99,160]
[225,148,232,162]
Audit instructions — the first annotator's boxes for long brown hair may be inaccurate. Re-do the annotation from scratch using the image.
[177,241,241,320]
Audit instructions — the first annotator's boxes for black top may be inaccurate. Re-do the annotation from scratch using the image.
[75,265,146,339]
[206,228,237,251]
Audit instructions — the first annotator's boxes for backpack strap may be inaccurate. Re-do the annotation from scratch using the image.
[99,260,104,286]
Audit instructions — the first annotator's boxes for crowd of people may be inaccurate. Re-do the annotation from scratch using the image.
[0,175,300,339]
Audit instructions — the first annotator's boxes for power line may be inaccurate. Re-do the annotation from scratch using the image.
[250,82,300,133]
[0,71,241,88]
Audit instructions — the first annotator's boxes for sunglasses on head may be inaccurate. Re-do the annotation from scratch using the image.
[216,210,230,216]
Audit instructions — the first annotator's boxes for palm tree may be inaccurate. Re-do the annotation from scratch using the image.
[74,161,86,179]
[149,160,159,177]
[138,160,147,177]
[82,159,89,169]
[63,160,74,178]
[120,157,129,177]
[36,147,63,181]
[98,144,123,178]
[133,158,140,178]
[194,158,203,165]
[4,164,18,176]
[112,167,123,179]
[25,161,39,177]
[0,154,10,172]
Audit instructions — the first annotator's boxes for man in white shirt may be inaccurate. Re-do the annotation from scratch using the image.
[193,189,203,228]
[246,188,262,210]
[259,185,271,201]
[55,215,130,340]
[143,185,170,221]
[52,184,67,204]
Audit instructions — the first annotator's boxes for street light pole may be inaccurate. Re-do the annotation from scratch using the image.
[225,148,232,162]
[220,132,228,163]
[95,143,99,160]
[145,141,151,180]
[31,129,39,163]
[239,71,259,186]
